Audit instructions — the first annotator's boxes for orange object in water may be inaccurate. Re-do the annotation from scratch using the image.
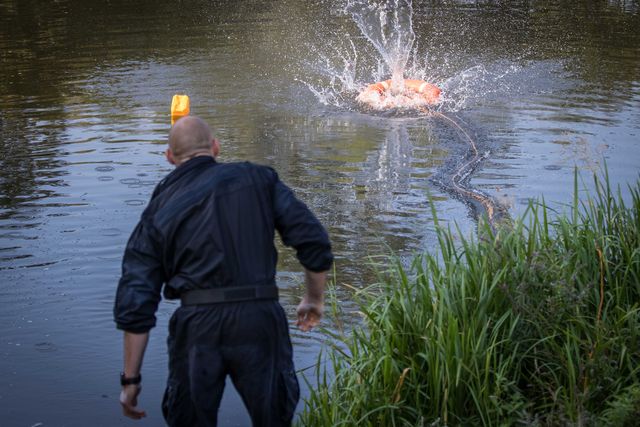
[362,79,441,105]
[171,94,190,125]
[404,79,441,104]
[368,80,391,94]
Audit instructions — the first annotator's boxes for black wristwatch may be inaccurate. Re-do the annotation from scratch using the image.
[120,372,142,386]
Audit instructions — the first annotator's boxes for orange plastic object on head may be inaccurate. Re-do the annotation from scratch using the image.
[171,94,190,125]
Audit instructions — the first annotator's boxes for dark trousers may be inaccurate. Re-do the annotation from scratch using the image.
[162,300,299,427]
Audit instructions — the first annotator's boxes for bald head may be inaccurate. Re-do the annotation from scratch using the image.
[167,116,219,165]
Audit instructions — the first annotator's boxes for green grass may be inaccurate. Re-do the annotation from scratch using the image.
[299,171,640,426]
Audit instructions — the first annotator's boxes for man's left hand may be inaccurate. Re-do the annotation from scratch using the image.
[120,384,147,420]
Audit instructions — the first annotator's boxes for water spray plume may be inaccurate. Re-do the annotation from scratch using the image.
[343,0,442,111]
[345,0,416,84]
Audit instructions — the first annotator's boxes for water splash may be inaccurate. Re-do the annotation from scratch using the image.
[345,0,415,90]
[300,0,527,113]
[300,0,429,110]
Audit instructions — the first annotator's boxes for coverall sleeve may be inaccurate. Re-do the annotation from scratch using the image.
[113,218,165,333]
[273,176,333,272]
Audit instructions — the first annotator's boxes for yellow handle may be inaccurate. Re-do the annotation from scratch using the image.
[171,94,190,125]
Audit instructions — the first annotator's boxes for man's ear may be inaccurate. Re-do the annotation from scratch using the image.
[166,148,176,165]
[212,138,220,158]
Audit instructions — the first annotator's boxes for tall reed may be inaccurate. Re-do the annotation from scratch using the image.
[299,172,640,426]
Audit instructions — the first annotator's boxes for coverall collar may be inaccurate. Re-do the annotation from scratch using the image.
[153,156,217,199]
[169,155,215,182]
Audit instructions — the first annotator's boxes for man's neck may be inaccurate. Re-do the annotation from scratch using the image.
[176,152,213,167]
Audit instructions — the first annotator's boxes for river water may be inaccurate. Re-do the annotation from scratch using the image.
[1,0,638,425]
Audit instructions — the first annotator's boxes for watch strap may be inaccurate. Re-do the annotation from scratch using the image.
[120,372,142,386]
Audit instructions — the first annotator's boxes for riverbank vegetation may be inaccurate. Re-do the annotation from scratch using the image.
[300,172,640,426]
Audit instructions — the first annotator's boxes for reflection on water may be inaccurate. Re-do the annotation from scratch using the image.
[1,0,639,425]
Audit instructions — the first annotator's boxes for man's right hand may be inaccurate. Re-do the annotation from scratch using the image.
[120,384,146,420]
[296,297,324,332]
[296,269,328,331]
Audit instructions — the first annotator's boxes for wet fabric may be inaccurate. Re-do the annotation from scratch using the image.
[113,156,333,333]
[161,300,299,427]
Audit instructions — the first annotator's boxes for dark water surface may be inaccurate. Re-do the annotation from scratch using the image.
[1,0,639,425]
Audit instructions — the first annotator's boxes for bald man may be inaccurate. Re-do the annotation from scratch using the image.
[114,116,333,426]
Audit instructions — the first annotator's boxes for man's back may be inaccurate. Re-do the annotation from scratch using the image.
[150,158,280,296]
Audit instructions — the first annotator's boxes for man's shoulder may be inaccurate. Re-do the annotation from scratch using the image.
[220,160,274,171]
[218,161,279,181]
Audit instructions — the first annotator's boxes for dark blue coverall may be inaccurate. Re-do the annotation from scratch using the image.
[113,156,333,426]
